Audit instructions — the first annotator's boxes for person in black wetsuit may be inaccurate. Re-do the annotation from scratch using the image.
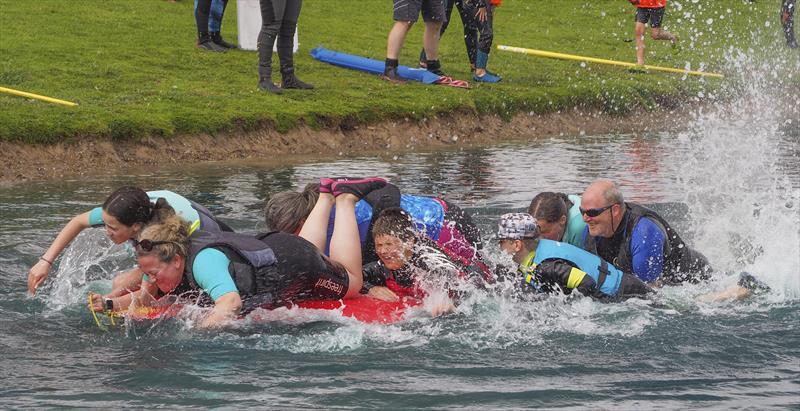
[419,0,501,82]
[581,179,711,286]
[257,0,313,94]
[194,0,236,51]
[495,213,652,300]
[783,0,797,48]
[195,0,233,51]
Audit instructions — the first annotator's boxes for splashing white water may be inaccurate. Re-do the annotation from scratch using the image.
[675,48,800,300]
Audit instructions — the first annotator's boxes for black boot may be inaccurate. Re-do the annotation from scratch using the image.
[210,31,237,49]
[281,69,314,90]
[426,59,446,76]
[258,65,282,94]
[258,36,281,94]
[197,31,226,52]
[278,37,314,90]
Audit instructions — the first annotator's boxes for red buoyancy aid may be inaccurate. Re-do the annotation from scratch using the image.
[385,276,425,299]
[630,0,666,8]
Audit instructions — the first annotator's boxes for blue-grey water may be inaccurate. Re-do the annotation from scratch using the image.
[2,70,799,408]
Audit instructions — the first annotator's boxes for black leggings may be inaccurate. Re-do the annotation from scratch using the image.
[421,0,495,65]
[784,0,796,45]
[258,0,302,72]
[195,0,228,34]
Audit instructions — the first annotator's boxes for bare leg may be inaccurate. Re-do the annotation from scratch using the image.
[635,22,646,65]
[298,192,334,252]
[330,193,363,297]
[650,27,677,44]
[697,285,751,302]
[387,21,413,59]
[423,21,443,61]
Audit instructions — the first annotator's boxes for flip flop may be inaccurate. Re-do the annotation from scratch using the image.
[435,76,471,89]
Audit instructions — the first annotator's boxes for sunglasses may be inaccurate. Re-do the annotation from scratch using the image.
[579,204,614,218]
[132,239,180,252]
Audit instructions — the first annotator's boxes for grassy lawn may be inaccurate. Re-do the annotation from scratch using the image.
[0,0,788,143]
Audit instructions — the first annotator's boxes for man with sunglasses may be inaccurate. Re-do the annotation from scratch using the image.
[580,180,711,286]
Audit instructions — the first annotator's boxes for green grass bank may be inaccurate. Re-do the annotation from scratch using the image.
[0,0,788,144]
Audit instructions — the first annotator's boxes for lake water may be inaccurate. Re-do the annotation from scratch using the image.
[1,66,798,408]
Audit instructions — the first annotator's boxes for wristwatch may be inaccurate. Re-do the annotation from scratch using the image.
[104,298,114,312]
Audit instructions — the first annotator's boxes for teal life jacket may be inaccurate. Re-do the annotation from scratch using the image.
[531,239,624,297]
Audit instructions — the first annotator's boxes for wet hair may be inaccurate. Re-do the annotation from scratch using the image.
[527,192,573,223]
[102,186,175,226]
[602,183,625,205]
[372,207,416,242]
[265,183,320,233]
[136,214,191,262]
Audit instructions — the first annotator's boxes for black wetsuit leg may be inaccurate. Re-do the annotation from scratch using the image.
[258,0,302,75]
[454,0,481,65]
[257,233,349,308]
[196,0,212,33]
[784,0,797,47]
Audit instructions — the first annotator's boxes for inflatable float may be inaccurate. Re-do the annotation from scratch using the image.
[97,295,421,328]
[310,47,469,88]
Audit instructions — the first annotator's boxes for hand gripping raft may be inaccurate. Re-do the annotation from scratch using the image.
[310,47,469,87]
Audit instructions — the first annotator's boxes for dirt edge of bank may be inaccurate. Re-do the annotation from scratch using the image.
[0,107,691,186]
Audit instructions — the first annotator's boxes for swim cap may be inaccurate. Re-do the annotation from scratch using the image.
[496,213,539,240]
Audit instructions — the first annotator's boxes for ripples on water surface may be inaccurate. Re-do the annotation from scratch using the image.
[2,76,799,410]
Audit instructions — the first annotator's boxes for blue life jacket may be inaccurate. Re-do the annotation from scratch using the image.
[533,239,624,297]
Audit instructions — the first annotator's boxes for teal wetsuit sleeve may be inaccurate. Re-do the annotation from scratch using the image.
[192,248,239,301]
[564,195,587,248]
[88,207,104,227]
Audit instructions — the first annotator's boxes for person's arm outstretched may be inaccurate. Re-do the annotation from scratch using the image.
[28,211,92,294]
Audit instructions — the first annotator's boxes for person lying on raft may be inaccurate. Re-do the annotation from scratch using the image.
[27,186,230,296]
[265,180,493,283]
[359,207,490,316]
[581,179,711,286]
[89,178,387,328]
[496,213,652,300]
[528,191,586,248]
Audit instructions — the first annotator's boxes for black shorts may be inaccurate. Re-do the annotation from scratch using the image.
[635,7,665,28]
[259,233,350,305]
[393,0,446,23]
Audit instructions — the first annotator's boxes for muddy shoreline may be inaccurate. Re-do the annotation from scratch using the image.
[0,108,690,186]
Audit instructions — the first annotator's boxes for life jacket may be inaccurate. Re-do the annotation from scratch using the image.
[188,199,234,233]
[173,230,279,311]
[524,239,624,297]
[583,203,710,284]
[630,0,666,8]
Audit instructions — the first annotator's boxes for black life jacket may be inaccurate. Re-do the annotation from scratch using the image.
[584,202,711,284]
[172,230,279,312]
[189,200,234,233]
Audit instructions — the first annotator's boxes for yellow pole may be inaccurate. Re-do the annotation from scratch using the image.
[497,45,724,79]
[0,86,78,107]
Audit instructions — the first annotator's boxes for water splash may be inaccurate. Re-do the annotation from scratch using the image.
[675,46,800,300]
[45,230,133,311]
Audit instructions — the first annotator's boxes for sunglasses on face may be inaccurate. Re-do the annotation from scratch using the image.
[579,204,614,218]
[132,239,179,252]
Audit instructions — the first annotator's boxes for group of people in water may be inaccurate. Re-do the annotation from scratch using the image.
[27,177,767,329]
